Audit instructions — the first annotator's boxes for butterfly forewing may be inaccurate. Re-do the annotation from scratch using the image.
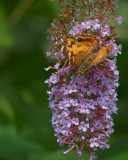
[66,38,79,66]
[66,35,99,67]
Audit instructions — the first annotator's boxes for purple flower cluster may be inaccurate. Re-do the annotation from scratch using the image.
[69,17,123,38]
[69,19,111,37]
[45,19,122,159]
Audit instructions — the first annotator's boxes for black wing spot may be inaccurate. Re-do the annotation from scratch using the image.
[70,41,75,46]
[78,38,83,42]
[88,58,92,62]
[84,38,93,42]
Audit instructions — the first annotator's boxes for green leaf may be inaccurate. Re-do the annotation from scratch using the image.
[0,95,15,121]
[0,125,42,159]
[0,78,57,151]
[0,7,13,48]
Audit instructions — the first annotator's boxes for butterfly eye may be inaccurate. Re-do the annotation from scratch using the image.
[78,38,83,42]
[89,39,93,42]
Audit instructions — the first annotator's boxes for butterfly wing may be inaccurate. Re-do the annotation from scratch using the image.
[76,35,99,66]
[78,45,113,73]
[66,35,99,67]
[66,37,79,66]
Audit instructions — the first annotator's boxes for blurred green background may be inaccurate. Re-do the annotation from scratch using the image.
[0,0,128,160]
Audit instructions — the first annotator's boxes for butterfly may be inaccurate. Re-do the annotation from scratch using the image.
[65,34,113,74]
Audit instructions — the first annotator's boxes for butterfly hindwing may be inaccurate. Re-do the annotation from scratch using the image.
[78,46,113,74]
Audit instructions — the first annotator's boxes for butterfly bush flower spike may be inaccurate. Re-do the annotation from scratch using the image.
[46,0,122,160]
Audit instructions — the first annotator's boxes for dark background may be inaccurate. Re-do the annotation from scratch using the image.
[0,0,128,160]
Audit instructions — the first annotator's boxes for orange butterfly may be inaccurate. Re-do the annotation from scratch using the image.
[66,34,113,74]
